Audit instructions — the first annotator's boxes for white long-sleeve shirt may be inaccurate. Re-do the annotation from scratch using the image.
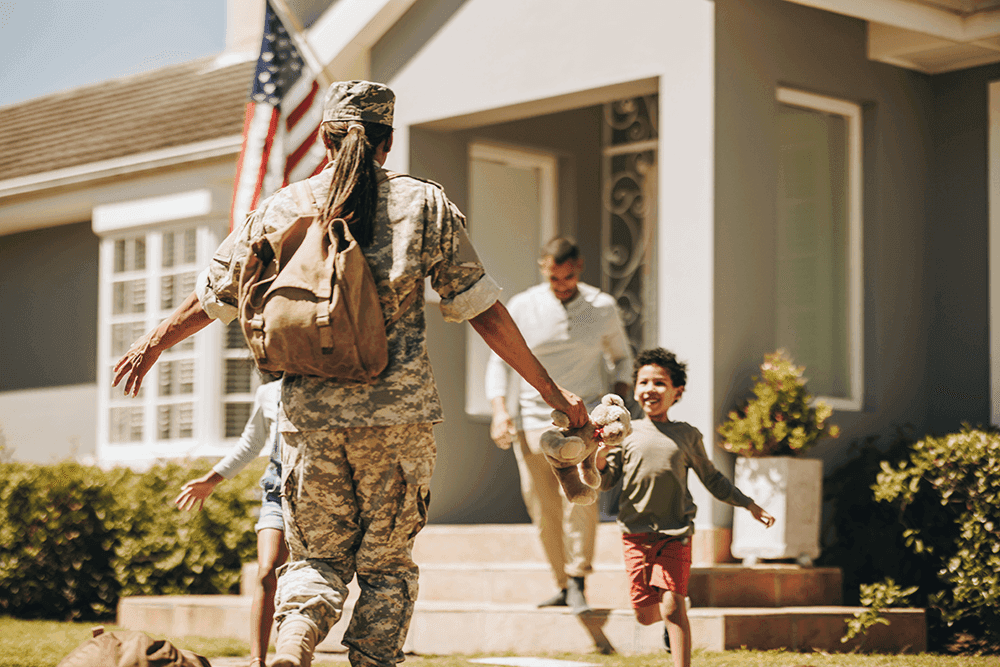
[485,282,633,431]
[212,380,281,479]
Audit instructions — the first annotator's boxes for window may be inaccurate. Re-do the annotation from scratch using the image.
[775,88,863,411]
[95,189,250,465]
[102,227,203,452]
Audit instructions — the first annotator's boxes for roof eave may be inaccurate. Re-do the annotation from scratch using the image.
[0,135,243,201]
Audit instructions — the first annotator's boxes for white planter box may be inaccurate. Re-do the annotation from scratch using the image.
[731,456,823,566]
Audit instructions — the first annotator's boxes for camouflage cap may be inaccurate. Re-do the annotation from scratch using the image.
[322,80,394,126]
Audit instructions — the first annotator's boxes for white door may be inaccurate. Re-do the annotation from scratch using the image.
[465,142,557,418]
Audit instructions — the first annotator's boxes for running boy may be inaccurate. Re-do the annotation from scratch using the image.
[597,348,774,667]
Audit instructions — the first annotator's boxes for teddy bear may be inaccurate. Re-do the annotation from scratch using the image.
[539,393,632,505]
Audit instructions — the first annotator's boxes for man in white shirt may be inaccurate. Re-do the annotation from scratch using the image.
[485,237,633,614]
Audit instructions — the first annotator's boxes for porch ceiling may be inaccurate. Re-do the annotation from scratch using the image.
[786,0,1000,73]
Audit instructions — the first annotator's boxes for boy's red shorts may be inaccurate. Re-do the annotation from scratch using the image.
[622,532,692,609]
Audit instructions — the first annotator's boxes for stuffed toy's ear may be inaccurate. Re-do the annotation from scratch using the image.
[602,394,625,409]
[549,410,571,429]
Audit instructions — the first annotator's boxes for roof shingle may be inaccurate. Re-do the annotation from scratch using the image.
[0,54,256,182]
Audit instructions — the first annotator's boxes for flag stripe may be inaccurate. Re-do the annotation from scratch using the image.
[284,124,321,181]
[286,80,320,130]
[252,107,282,210]
[229,102,257,229]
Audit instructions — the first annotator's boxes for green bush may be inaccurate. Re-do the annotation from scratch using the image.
[820,427,1000,654]
[0,457,266,620]
[873,425,1000,653]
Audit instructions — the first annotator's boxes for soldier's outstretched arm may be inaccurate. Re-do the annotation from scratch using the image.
[470,300,587,428]
[113,290,213,397]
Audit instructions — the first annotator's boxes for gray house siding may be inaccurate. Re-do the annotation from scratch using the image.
[0,222,99,392]
[715,0,936,474]
[926,63,998,435]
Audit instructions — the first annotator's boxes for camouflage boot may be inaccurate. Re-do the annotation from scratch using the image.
[271,617,318,667]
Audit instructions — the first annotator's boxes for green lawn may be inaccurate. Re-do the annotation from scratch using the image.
[2,617,994,667]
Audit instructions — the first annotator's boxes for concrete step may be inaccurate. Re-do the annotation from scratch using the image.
[116,595,926,654]
[410,523,627,565]
[242,560,841,609]
[243,522,842,609]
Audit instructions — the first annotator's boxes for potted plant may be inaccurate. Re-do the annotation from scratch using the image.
[718,350,839,566]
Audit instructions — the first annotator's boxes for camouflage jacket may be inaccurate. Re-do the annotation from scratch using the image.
[196,164,501,429]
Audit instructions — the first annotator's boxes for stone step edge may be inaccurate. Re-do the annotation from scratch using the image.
[413,562,840,572]
[118,595,874,615]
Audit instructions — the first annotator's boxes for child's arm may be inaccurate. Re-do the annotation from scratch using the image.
[175,382,276,512]
[746,501,775,528]
[175,471,224,511]
[597,441,624,490]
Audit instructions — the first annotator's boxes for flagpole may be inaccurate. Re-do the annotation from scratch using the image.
[267,0,332,88]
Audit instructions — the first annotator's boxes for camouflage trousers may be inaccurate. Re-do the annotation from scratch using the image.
[275,423,435,667]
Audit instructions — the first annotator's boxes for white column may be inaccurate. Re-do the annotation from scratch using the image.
[656,1,717,536]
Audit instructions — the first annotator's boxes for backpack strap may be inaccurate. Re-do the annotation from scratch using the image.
[385,288,419,330]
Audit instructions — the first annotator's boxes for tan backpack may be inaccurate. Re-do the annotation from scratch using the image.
[237,176,412,382]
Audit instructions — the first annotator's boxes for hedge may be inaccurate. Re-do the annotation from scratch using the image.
[0,457,266,620]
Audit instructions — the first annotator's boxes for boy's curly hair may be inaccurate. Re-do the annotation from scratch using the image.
[632,347,687,389]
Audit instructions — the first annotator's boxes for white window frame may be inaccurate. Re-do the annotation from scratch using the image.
[989,81,1000,425]
[776,87,864,411]
[94,190,230,466]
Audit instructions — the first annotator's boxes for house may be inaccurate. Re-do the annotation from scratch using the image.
[1,0,997,564]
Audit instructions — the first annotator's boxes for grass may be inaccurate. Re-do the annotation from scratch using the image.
[1,617,996,667]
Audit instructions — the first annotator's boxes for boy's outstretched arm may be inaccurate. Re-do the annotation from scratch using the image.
[747,501,775,528]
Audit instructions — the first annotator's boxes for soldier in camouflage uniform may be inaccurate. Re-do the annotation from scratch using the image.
[113,80,588,667]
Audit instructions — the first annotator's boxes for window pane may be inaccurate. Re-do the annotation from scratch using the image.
[158,403,194,440]
[160,272,196,311]
[159,361,174,396]
[159,359,195,396]
[183,229,197,264]
[226,319,247,349]
[162,232,175,269]
[113,279,146,315]
[111,322,147,357]
[114,240,126,273]
[160,275,174,311]
[776,104,850,398]
[134,238,146,271]
[109,406,143,442]
[225,358,254,394]
[225,402,253,438]
[114,237,146,273]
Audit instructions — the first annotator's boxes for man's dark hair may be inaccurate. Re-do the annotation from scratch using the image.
[632,347,687,389]
[541,237,580,265]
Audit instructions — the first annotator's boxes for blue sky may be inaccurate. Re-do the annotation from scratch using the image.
[0,0,227,107]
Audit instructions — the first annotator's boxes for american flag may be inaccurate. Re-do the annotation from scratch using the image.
[230,1,328,229]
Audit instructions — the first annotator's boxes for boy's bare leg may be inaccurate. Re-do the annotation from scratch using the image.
[660,591,691,667]
[253,528,289,665]
[634,602,662,626]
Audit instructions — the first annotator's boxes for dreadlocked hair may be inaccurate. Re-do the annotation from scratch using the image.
[319,120,393,246]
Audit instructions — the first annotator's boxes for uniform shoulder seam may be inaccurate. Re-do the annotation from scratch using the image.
[388,172,445,190]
